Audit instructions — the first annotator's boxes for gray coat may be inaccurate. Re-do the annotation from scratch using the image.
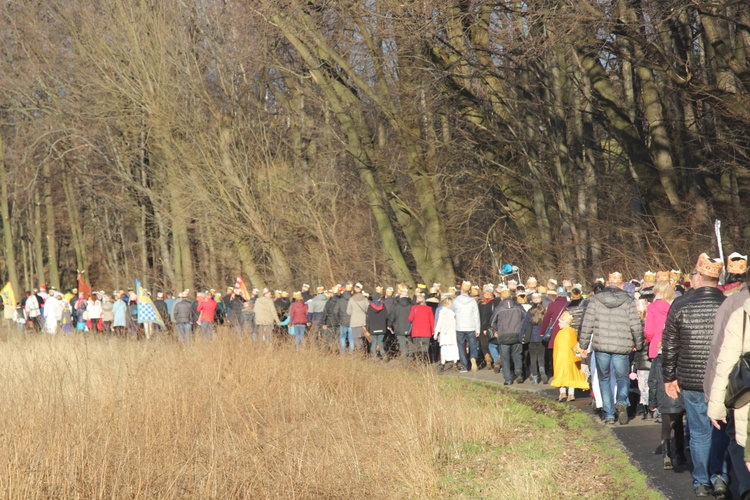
[173,299,193,324]
[578,286,643,355]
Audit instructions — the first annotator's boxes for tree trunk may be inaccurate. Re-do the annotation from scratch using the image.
[33,191,46,287]
[0,132,21,298]
[234,238,265,290]
[62,163,88,277]
[43,161,60,289]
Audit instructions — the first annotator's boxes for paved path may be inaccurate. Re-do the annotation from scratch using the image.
[446,368,741,499]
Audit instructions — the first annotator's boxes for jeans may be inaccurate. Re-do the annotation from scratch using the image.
[177,323,191,344]
[594,352,630,420]
[456,331,478,369]
[727,410,750,496]
[500,344,523,382]
[489,342,499,363]
[397,335,413,358]
[201,321,215,340]
[293,324,306,349]
[683,389,712,488]
[255,324,273,343]
[339,326,354,354]
[710,419,730,487]
[371,334,385,359]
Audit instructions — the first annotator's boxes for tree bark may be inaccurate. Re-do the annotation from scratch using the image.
[33,191,45,287]
[0,132,21,298]
[43,161,59,289]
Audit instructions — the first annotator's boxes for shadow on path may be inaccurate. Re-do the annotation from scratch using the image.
[444,367,741,500]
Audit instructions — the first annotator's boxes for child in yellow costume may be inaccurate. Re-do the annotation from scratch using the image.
[552,311,590,401]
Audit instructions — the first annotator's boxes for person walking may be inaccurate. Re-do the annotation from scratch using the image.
[663,254,726,497]
[452,281,481,373]
[551,311,589,401]
[254,288,280,344]
[490,289,526,384]
[289,291,309,350]
[388,284,414,360]
[579,272,644,425]
[408,293,435,363]
[346,283,369,353]
[173,292,193,344]
[366,291,388,360]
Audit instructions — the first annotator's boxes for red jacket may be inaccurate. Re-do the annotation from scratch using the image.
[197,298,218,323]
[408,304,435,338]
[290,301,309,325]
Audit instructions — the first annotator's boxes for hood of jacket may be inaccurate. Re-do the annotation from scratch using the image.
[598,287,632,308]
[340,291,352,300]
[370,301,384,311]
[351,293,368,304]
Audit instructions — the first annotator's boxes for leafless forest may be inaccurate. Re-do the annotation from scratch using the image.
[1,0,748,294]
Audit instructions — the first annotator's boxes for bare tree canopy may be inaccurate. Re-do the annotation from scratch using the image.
[0,0,748,293]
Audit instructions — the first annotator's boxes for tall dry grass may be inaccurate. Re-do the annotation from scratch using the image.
[0,330,485,498]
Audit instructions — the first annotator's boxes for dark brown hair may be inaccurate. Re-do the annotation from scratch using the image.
[530,303,546,325]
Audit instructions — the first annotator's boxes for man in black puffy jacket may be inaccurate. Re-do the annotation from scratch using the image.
[662,254,726,498]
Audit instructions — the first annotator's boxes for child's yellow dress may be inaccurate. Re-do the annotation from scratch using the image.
[551,326,590,390]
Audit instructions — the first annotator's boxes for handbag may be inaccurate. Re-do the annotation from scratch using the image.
[363,325,372,342]
[542,307,566,344]
[725,311,750,409]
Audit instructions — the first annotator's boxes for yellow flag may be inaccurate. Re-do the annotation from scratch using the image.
[1,281,16,320]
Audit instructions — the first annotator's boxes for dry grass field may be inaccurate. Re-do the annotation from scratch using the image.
[0,329,661,499]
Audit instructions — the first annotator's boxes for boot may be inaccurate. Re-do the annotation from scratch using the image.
[470,358,478,372]
[662,439,673,470]
[531,375,539,385]
[540,370,549,384]
[514,372,524,384]
[484,353,493,370]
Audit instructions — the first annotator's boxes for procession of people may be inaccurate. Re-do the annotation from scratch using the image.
[3,250,750,498]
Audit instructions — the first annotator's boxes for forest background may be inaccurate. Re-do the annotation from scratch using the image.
[0,0,748,296]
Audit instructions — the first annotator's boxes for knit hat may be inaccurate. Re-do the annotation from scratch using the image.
[696,253,723,278]
[727,252,748,275]
[371,292,381,301]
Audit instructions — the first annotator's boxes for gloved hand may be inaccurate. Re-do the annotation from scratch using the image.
[581,364,590,378]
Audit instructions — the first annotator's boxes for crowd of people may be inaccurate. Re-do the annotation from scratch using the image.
[5,251,750,498]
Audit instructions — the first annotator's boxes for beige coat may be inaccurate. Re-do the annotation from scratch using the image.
[254,296,280,326]
[707,298,750,450]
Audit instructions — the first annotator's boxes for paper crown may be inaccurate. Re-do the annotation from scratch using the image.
[281,291,289,297]
[643,271,657,283]
[526,277,538,286]
[669,270,681,281]
[562,279,572,287]
[547,279,558,287]
[460,281,472,292]
[559,311,574,326]
[417,283,426,289]
[483,284,494,293]
[293,291,302,299]
[500,289,512,299]
[397,283,409,292]
[432,283,441,289]
[656,271,670,282]
[316,286,325,292]
[727,252,748,275]
[696,253,723,278]
[608,272,623,284]
[374,286,383,293]
[507,279,518,287]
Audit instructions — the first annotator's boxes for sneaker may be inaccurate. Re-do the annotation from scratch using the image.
[458,366,468,373]
[603,418,615,425]
[567,395,576,402]
[558,394,567,402]
[514,374,524,384]
[616,402,628,425]
[470,358,478,372]
[541,373,549,384]
[503,381,512,386]
[695,484,711,497]
[439,364,445,372]
[713,477,729,499]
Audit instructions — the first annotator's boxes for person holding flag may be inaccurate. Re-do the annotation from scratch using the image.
[136,279,165,340]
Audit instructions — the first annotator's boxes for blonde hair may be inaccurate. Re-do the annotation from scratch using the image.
[440,297,453,308]
[653,280,676,302]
